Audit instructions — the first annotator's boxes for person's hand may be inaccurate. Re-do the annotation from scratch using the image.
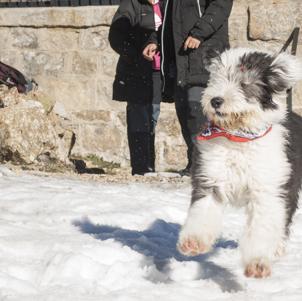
[143,43,158,61]
[184,36,201,51]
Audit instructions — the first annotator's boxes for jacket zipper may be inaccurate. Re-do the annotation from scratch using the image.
[160,0,169,92]
[197,0,202,17]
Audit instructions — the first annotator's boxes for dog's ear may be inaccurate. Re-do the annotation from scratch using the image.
[267,53,302,93]
[203,48,222,72]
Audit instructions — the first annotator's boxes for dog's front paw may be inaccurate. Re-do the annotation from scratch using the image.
[177,236,212,256]
[177,197,222,256]
[244,259,271,278]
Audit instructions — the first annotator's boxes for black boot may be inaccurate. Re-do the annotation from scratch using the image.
[128,132,153,175]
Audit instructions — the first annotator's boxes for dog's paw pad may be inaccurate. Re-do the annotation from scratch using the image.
[177,237,211,256]
[244,260,271,278]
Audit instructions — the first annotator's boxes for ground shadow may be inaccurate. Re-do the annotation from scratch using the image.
[73,218,243,292]
[70,159,105,175]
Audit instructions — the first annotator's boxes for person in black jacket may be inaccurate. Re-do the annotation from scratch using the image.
[109,0,163,175]
[144,0,233,175]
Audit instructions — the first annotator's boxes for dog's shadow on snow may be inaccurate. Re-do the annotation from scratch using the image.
[73,218,243,292]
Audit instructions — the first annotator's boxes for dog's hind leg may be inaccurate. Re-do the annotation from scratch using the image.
[177,194,223,256]
[241,193,287,278]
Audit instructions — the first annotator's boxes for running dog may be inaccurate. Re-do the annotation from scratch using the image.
[177,48,302,278]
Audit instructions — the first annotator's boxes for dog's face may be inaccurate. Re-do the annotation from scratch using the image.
[202,48,302,130]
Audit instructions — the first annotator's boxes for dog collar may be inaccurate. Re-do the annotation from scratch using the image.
[196,123,272,143]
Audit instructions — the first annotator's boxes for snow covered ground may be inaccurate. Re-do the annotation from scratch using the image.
[0,166,302,301]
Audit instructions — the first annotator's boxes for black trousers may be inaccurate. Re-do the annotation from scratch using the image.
[127,71,161,175]
[174,85,206,169]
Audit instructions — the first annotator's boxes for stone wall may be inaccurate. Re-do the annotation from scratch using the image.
[0,0,301,170]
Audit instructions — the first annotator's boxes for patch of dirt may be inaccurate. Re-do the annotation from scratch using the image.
[5,163,190,185]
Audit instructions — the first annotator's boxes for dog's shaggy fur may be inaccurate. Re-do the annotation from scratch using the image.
[177,48,302,278]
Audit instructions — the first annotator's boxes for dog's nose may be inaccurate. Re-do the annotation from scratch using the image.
[211,97,224,109]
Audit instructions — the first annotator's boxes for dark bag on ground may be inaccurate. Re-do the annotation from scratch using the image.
[0,61,36,93]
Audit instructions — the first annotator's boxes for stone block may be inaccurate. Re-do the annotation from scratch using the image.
[95,77,115,108]
[22,51,65,76]
[0,28,9,48]
[72,110,112,122]
[35,76,97,112]
[98,49,119,77]
[11,28,38,49]
[157,107,183,138]
[155,107,187,170]
[157,140,187,170]
[70,122,129,166]
[117,111,127,127]
[248,0,302,43]
[229,0,248,44]
[72,51,98,75]
[36,28,79,52]
[79,27,110,51]
[0,6,117,27]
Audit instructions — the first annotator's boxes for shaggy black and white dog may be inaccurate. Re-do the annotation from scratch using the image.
[177,48,302,278]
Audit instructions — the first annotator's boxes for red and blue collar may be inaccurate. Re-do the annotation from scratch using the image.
[196,123,272,143]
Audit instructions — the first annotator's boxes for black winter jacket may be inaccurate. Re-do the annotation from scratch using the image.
[109,0,156,103]
[157,0,233,89]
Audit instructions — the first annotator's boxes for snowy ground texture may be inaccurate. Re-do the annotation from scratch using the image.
[0,166,302,301]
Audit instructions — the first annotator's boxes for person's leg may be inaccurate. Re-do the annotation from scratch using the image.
[175,85,206,175]
[185,86,207,174]
[174,85,194,170]
[187,86,207,136]
[149,71,162,171]
[127,102,152,175]
[151,71,162,131]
